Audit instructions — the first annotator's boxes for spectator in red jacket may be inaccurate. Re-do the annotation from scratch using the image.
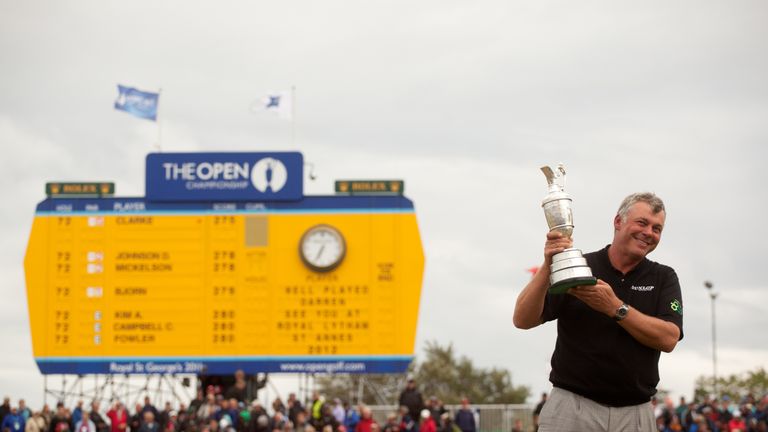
[419,411,435,432]
[106,402,128,432]
[354,407,376,432]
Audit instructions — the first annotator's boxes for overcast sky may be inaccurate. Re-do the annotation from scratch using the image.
[2,0,767,408]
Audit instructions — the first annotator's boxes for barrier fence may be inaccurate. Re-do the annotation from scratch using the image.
[368,404,534,432]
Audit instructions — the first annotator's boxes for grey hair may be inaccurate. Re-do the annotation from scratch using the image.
[617,192,665,221]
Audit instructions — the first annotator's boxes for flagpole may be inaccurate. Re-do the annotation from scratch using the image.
[156,88,163,153]
[291,85,296,147]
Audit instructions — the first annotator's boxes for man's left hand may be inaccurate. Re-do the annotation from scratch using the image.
[567,279,620,317]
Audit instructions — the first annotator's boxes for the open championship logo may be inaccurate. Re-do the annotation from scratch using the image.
[251,157,288,193]
[147,152,302,201]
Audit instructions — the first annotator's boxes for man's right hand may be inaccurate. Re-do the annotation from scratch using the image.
[544,231,573,264]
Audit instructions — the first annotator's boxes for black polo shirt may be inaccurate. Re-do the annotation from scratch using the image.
[540,245,684,407]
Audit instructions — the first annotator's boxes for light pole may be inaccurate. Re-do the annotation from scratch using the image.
[704,281,718,398]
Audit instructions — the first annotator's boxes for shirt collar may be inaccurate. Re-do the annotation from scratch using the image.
[599,244,650,278]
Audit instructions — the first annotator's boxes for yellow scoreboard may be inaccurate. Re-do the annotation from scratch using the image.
[25,196,424,374]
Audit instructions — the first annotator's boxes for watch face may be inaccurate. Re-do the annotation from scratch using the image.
[299,224,346,272]
[615,304,629,321]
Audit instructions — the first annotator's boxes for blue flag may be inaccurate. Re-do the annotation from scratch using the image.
[114,85,159,121]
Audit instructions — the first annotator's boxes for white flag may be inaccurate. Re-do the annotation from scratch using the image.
[262,90,292,120]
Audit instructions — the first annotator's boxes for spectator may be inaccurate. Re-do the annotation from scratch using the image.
[159,403,174,431]
[107,402,128,432]
[139,412,160,432]
[397,407,415,432]
[314,404,338,432]
[293,411,309,432]
[89,402,108,432]
[235,407,249,432]
[40,406,52,430]
[270,411,286,431]
[453,399,474,432]
[247,413,270,432]
[129,404,144,432]
[728,410,746,432]
[510,419,523,432]
[286,395,303,427]
[381,414,398,432]
[19,401,31,422]
[331,400,344,426]
[48,404,71,432]
[271,399,286,419]
[417,411,434,432]
[426,399,444,427]
[397,380,423,425]
[1,398,11,425]
[207,419,219,432]
[309,394,324,425]
[74,412,95,432]
[354,407,375,432]
[165,412,178,432]
[72,402,84,429]
[342,403,358,432]
[213,401,233,432]
[142,399,159,424]
[437,414,458,432]
[197,395,218,422]
[189,391,205,418]
[25,411,46,432]
[224,371,248,404]
[176,405,189,432]
[3,407,26,432]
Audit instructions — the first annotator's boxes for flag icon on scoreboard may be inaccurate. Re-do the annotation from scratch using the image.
[114,85,159,121]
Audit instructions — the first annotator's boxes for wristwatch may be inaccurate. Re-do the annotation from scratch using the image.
[613,303,630,321]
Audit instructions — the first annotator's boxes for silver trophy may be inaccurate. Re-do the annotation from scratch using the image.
[541,164,597,294]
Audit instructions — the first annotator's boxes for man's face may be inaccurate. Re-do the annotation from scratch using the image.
[613,202,665,260]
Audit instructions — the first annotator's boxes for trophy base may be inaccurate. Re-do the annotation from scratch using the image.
[549,276,598,294]
[548,248,597,294]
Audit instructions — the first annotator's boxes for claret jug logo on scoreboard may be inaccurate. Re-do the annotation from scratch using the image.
[251,157,288,193]
[146,152,302,201]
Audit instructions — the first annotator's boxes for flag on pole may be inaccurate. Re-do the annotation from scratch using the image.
[262,90,293,120]
[114,85,159,121]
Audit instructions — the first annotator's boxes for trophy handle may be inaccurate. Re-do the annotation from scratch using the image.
[540,166,556,186]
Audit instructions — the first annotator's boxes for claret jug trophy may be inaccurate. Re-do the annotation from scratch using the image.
[540,164,597,294]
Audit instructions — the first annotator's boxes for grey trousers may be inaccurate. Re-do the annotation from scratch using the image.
[538,387,656,432]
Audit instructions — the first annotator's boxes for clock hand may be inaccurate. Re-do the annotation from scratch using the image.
[315,245,325,261]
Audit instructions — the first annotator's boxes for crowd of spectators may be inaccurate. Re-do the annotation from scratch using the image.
[2,380,766,432]
[651,394,768,432]
[0,377,477,432]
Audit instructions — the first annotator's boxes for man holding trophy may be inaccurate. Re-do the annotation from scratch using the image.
[513,165,684,432]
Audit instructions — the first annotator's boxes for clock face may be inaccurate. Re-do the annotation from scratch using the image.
[299,225,346,272]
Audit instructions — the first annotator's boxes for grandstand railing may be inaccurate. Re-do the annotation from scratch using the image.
[368,404,533,432]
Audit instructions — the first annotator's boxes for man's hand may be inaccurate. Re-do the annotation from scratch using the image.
[567,279,621,317]
[569,279,680,352]
[544,231,573,264]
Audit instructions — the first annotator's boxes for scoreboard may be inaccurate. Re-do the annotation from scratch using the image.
[25,196,424,375]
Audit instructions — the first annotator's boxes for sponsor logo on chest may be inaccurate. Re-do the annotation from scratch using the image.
[631,285,655,292]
